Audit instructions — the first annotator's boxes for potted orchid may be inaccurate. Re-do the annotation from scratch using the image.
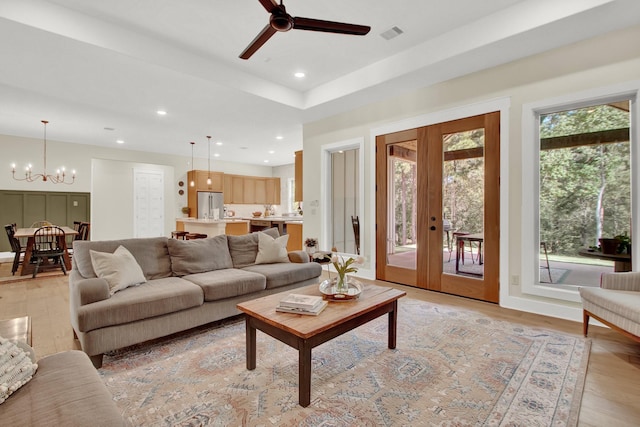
[332,254,365,294]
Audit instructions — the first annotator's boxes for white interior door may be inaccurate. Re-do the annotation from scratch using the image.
[134,169,164,237]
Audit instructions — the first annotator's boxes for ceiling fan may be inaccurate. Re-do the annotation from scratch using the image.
[239,0,371,60]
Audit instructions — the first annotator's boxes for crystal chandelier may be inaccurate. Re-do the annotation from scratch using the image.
[11,120,75,184]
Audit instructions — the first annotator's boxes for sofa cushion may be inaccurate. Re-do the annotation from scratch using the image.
[74,237,172,280]
[182,269,266,302]
[90,245,147,295]
[167,235,233,276]
[580,287,640,336]
[255,232,290,264]
[0,337,38,405]
[0,350,124,426]
[227,228,279,268]
[76,277,204,332]
[243,262,322,289]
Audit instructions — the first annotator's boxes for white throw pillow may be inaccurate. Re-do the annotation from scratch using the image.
[0,336,38,405]
[255,232,290,264]
[90,245,146,295]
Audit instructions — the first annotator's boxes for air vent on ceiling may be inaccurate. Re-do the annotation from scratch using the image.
[380,26,403,41]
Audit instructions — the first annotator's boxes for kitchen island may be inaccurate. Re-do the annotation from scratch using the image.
[175,218,249,237]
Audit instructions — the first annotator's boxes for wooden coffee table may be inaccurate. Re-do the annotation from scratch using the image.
[237,283,406,407]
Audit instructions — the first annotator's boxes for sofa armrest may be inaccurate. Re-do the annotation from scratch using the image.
[288,250,310,263]
[600,272,640,291]
[69,271,110,306]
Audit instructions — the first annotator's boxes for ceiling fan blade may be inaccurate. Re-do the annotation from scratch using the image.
[239,24,278,60]
[292,17,370,35]
[258,0,279,13]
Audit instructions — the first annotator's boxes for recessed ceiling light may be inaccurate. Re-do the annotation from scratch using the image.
[215,141,223,146]
[263,160,269,163]
[268,150,275,154]
[116,139,124,144]
[294,72,305,78]
[214,153,220,157]
[156,110,167,116]
[276,135,283,140]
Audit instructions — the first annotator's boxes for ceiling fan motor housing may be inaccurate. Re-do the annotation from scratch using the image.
[270,12,293,31]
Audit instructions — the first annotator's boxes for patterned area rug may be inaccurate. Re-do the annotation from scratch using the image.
[99,298,590,426]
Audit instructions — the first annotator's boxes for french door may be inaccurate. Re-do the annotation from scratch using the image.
[375,112,500,303]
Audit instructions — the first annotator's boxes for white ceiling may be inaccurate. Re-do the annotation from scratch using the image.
[1,0,640,166]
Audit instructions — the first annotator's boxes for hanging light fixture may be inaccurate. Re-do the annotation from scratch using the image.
[11,120,75,184]
[206,135,212,185]
[189,141,196,187]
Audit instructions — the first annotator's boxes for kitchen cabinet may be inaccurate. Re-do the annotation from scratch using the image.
[188,170,223,192]
[224,174,280,205]
[265,178,280,205]
[243,177,256,204]
[286,222,303,251]
[294,150,303,202]
[231,175,244,203]
[225,221,249,235]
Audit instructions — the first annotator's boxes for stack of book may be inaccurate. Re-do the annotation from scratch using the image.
[276,293,328,316]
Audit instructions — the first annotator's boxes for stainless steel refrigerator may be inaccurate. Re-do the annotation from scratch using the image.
[197,192,224,219]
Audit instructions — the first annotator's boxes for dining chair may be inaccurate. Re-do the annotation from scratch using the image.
[76,222,90,241]
[351,215,360,255]
[4,224,25,275]
[31,226,67,278]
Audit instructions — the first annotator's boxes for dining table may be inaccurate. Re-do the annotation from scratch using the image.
[14,226,79,276]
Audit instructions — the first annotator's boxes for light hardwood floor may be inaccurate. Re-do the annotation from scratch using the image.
[0,272,638,426]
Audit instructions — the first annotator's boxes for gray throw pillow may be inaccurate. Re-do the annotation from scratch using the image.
[90,245,147,295]
[167,234,232,276]
[228,228,279,268]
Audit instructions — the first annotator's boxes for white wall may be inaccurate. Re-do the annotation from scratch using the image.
[302,24,640,322]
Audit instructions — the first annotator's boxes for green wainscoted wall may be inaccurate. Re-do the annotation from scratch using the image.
[1,190,90,252]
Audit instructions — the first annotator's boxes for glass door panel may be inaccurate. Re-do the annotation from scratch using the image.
[387,141,418,270]
[442,129,485,278]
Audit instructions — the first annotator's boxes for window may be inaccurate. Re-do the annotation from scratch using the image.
[521,84,638,302]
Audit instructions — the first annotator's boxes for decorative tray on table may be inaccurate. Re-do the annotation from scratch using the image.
[319,278,363,301]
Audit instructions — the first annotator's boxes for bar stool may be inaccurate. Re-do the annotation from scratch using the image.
[185,233,207,240]
[171,231,188,240]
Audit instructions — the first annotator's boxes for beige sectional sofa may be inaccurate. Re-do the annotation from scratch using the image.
[580,271,640,342]
[69,228,321,368]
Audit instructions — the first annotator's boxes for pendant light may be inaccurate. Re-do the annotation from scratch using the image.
[206,135,212,185]
[11,120,76,184]
[189,141,195,187]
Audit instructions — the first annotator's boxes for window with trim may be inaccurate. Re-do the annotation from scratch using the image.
[538,101,631,287]
[521,86,637,302]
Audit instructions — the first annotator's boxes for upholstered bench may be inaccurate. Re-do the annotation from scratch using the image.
[579,271,640,342]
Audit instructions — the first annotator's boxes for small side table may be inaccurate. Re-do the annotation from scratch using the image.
[0,316,32,346]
